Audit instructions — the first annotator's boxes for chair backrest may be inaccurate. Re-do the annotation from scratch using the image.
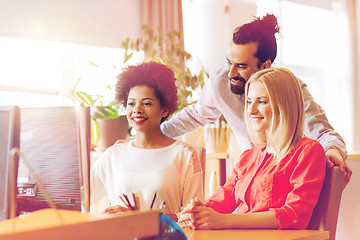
[194,147,206,197]
[307,166,346,240]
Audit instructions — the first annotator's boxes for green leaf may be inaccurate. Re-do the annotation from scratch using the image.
[75,91,95,106]
[121,38,130,49]
[91,120,100,142]
[92,106,119,120]
[124,51,134,64]
[89,60,99,67]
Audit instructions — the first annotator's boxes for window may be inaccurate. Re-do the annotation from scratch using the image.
[0,37,143,111]
[257,0,353,151]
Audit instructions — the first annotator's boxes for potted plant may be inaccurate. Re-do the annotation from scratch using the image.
[74,83,129,151]
[73,25,207,150]
[120,25,207,114]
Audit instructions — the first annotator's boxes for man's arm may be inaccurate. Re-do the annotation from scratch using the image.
[299,79,352,185]
[161,70,224,138]
[161,103,222,138]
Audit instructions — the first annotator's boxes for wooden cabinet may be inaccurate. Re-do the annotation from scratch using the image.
[204,153,228,199]
[204,152,242,199]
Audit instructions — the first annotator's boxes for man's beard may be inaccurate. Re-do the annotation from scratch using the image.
[229,77,246,95]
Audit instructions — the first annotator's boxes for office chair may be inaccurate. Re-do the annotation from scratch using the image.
[307,166,346,240]
[194,147,206,191]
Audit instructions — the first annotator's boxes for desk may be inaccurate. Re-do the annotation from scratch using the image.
[0,209,160,240]
[184,229,329,240]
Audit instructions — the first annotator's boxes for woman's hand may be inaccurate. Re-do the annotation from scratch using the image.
[178,197,204,229]
[104,205,130,214]
[187,206,227,230]
[178,197,226,230]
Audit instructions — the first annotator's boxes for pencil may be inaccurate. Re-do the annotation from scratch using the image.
[132,193,138,210]
[135,196,140,210]
[119,195,133,211]
[123,194,135,210]
[150,191,157,209]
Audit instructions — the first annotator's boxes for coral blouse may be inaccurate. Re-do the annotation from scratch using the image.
[206,137,326,229]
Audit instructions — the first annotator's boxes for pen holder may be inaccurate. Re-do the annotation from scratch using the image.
[136,213,187,240]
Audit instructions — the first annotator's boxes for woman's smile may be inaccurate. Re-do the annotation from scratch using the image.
[132,116,148,124]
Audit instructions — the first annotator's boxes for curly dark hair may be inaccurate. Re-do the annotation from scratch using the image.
[115,61,178,121]
[233,13,280,68]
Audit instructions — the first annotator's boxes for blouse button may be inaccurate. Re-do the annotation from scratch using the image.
[293,219,298,223]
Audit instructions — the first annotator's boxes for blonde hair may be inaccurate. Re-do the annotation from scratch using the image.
[245,68,304,161]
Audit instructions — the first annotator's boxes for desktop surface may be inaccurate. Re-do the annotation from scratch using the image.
[0,209,160,240]
[183,228,329,240]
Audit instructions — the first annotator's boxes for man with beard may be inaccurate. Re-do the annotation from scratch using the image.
[161,14,352,185]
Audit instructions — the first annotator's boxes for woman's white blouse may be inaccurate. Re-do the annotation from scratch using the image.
[90,140,203,215]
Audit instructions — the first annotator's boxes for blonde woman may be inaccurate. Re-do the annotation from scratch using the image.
[179,68,326,229]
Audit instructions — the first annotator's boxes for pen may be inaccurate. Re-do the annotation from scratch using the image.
[159,201,166,212]
[150,191,157,209]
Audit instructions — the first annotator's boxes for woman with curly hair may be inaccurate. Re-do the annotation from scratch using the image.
[90,61,203,221]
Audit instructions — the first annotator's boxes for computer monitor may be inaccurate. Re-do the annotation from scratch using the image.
[0,105,20,221]
[17,106,91,214]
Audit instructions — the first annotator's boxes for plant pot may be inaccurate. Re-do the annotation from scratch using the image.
[96,116,130,152]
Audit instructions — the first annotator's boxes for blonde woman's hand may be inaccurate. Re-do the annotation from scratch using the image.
[189,206,227,230]
[178,197,208,229]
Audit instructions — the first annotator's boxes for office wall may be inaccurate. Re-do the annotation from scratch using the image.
[0,0,142,48]
[182,0,257,73]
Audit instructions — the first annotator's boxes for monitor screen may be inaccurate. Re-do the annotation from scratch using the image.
[0,106,20,221]
[17,106,91,214]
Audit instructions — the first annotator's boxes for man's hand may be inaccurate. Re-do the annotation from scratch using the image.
[326,149,352,188]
